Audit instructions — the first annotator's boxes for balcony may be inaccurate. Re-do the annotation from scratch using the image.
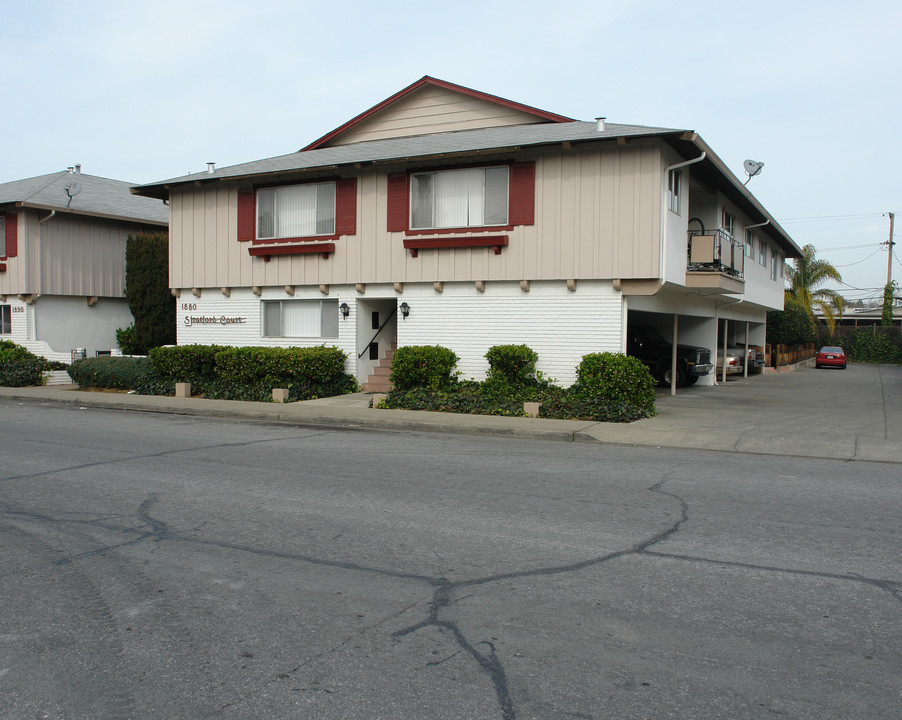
[686,229,745,294]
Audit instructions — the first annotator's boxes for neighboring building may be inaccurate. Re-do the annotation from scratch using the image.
[133,77,801,388]
[0,166,169,360]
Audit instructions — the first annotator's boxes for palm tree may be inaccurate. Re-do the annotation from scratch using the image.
[784,244,843,319]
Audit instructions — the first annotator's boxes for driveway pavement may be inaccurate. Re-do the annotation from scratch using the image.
[2,362,899,463]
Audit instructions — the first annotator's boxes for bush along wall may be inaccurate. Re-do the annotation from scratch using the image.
[136,344,357,401]
[68,357,150,390]
[0,341,47,387]
[379,345,656,423]
[389,345,459,391]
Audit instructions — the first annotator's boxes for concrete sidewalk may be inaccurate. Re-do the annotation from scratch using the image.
[2,363,900,463]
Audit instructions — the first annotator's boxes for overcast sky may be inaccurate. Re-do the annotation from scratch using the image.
[2,0,899,303]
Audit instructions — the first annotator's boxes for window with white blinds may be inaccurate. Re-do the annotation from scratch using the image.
[257,182,336,239]
[410,166,509,229]
[263,300,339,338]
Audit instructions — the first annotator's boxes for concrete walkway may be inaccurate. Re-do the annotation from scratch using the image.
[2,363,899,463]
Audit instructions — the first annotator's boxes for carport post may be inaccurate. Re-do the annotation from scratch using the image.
[744,322,750,378]
[722,320,729,384]
[671,314,678,396]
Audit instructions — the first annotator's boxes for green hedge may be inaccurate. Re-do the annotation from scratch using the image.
[575,352,656,415]
[0,341,47,387]
[139,344,356,400]
[389,345,459,391]
[214,346,347,385]
[68,356,149,389]
[767,299,817,345]
[148,344,225,380]
[848,330,902,364]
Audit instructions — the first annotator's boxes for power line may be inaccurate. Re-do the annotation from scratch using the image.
[816,242,882,252]
[832,248,883,268]
[778,212,887,223]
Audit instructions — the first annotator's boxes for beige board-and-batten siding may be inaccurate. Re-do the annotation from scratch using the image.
[1,209,157,298]
[168,141,663,291]
[329,84,549,146]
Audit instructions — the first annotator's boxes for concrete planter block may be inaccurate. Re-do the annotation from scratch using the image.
[175,382,191,398]
[371,393,387,408]
[524,402,542,418]
[272,388,290,403]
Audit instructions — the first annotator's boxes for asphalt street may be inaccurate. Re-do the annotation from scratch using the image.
[0,396,899,719]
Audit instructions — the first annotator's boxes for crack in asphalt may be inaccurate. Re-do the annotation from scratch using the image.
[0,430,337,484]
[3,477,898,720]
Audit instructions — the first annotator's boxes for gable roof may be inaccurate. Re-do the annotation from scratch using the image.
[0,170,169,225]
[132,78,801,259]
[301,76,575,151]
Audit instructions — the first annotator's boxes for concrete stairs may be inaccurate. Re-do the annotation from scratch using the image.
[361,344,396,393]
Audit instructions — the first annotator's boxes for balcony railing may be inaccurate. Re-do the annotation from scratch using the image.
[687,229,744,278]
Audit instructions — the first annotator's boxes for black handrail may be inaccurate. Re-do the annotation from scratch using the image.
[358,306,398,359]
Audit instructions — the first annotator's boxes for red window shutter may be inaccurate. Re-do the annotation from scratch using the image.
[509,161,535,226]
[4,212,17,257]
[237,189,255,242]
[335,178,357,236]
[386,174,409,232]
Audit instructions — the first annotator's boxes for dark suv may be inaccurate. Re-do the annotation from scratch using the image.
[627,324,713,387]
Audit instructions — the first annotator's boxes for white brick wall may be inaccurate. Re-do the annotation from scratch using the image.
[173,282,624,386]
[396,281,623,386]
[176,286,360,376]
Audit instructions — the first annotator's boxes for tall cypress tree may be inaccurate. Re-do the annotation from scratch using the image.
[125,232,176,354]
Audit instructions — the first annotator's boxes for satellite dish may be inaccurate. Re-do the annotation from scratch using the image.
[743,159,764,185]
[65,182,81,207]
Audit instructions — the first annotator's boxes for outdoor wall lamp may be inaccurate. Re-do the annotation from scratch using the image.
[339,302,350,318]
[399,301,410,318]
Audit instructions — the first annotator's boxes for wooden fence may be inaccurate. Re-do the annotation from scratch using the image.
[766,343,816,368]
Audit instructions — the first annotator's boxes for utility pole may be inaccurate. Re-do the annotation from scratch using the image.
[887,212,895,286]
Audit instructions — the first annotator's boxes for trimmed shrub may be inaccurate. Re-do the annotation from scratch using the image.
[484,344,539,386]
[0,341,47,387]
[68,356,149,390]
[115,324,140,355]
[138,344,356,400]
[575,352,656,416]
[148,344,224,380]
[214,346,347,385]
[389,345,459,391]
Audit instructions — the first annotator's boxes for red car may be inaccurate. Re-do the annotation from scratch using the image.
[816,346,846,369]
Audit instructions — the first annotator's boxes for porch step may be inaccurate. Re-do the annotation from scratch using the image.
[362,343,397,393]
[45,370,75,386]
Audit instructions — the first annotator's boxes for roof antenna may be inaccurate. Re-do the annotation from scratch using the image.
[743,159,764,185]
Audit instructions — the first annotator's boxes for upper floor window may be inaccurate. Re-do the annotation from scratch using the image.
[0,305,10,334]
[410,166,509,230]
[759,238,768,266]
[770,249,778,280]
[257,182,336,240]
[720,209,734,238]
[667,170,681,214]
[745,230,756,259]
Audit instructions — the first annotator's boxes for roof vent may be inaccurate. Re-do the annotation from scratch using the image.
[74,164,81,174]
[207,162,216,174]
[595,117,606,132]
